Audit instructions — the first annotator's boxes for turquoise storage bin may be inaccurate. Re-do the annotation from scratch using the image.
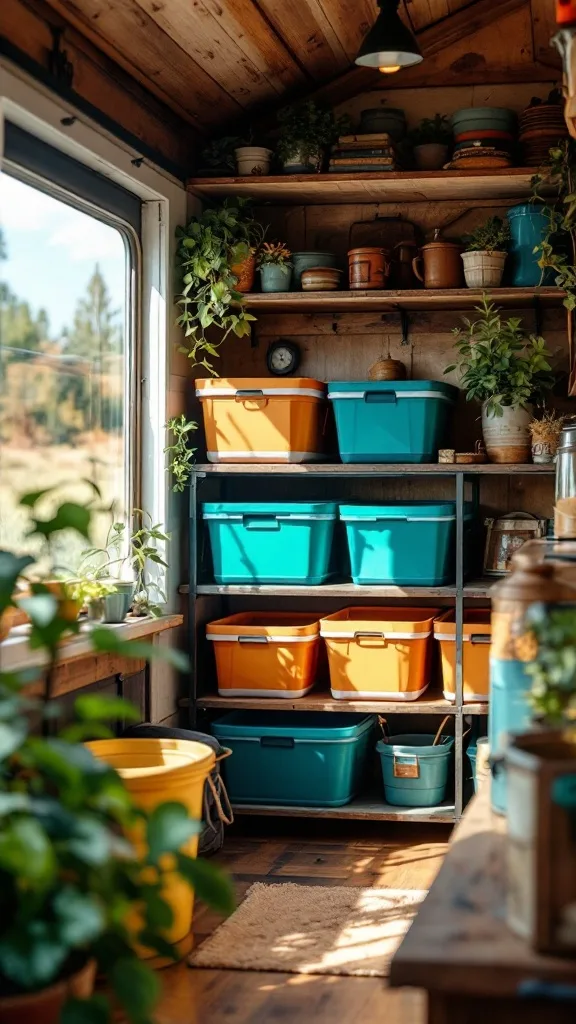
[202,502,337,584]
[327,380,457,463]
[467,742,477,793]
[489,656,533,814]
[211,711,375,806]
[340,501,471,585]
[507,204,555,287]
[377,734,454,807]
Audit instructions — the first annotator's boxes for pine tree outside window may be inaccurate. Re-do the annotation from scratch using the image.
[0,141,140,572]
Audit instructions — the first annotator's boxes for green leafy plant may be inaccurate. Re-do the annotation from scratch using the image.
[409,113,452,146]
[69,575,118,607]
[0,490,234,1022]
[525,602,576,726]
[164,415,198,493]
[276,101,350,165]
[445,295,555,417]
[175,198,262,375]
[199,136,239,172]
[532,140,576,310]
[463,216,511,253]
[79,512,169,618]
[256,242,292,269]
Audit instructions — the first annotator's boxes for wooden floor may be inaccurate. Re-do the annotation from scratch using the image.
[156,820,451,1024]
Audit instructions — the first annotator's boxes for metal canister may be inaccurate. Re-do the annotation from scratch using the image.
[555,419,576,537]
[489,549,576,814]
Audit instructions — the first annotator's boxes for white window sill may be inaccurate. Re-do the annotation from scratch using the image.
[0,614,183,673]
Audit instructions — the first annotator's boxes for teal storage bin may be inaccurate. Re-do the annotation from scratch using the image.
[467,742,477,793]
[211,711,375,806]
[340,501,470,585]
[377,734,454,807]
[327,380,457,463]
[202,502,337,584]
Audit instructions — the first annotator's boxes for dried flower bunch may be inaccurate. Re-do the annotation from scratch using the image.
[257,242,292,268]
[529,410,566,448]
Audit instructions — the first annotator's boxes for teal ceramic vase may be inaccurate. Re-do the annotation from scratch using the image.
[259,264,292,292]
[102,582,135,623]
[507,204,556,287]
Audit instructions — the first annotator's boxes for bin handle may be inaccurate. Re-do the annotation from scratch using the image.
[470,634,491,645]
[260,736,295,748]
[364,391,397,404]
[354,630,387,640]
[235,389,264,398]
[238,635,269,644]
[242,515,280,530]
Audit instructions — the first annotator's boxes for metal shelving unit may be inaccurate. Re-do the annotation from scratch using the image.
[187,462,554,824]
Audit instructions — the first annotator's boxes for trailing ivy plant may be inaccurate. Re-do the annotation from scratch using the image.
[164,415,198,493]
[0,489,234,1022]
[175,198,261,375]
[445,295,555,417]
[532,140,576,311]
[524,602,576,727]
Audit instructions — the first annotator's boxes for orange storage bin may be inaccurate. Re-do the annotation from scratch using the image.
[195,378,326,463]
[206,612,320,698]
[320,607,438,701]
[434,609,491,702]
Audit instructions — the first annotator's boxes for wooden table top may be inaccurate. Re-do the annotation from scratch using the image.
[390,784,576,998]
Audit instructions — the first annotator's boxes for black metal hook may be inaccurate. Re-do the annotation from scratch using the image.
[400,308,410,346]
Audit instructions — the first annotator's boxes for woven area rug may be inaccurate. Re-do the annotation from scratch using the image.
[189,883,425,977]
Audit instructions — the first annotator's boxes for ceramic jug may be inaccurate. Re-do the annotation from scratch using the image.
[412,230,463,289]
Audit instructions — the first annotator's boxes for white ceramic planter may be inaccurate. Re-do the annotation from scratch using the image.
[235,147,272,176]
[482,402,532,464]
[462,250,507,288]
[413,143,449,170]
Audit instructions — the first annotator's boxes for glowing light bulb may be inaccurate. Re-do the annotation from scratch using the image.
[379,64,401,73]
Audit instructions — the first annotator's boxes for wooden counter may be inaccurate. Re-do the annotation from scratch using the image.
[390,783,576,1022]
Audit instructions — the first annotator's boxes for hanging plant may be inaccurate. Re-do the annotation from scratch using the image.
[164,415,197,492]
[532,140,576,393]
[175,197,264,375]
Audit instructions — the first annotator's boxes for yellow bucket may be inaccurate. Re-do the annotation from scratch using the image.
[87,738,215,962]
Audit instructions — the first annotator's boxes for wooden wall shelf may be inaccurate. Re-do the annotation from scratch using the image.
[196,691,488,717]
[191,578,493,598]
[242,287,564,313]
[194,463,556,477]
[187,168,545,206]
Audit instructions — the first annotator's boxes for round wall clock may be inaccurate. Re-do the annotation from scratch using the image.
[266,339,301,376]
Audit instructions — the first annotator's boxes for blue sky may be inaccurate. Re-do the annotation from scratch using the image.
[1,173,126,336]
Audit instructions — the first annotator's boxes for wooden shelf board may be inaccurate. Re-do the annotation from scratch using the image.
[230,797,456,822]
[242,287,564,313]
[192,578,493,598]
[196,689,456,715]
[194,462,556,477]
[187,168,545,206]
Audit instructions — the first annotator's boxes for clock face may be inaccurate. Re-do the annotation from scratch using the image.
[267,340,300,376]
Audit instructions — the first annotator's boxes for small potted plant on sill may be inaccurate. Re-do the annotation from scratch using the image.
[461,216,511,289]
[529,410,566,464]
[445,296,555,463]
[408,113,452,170]
[256,241,293,292]
[276,100,348,174]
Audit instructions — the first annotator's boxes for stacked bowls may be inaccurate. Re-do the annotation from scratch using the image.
[519,103,568,166]
[359,108,406,142]
[447,107,516,169]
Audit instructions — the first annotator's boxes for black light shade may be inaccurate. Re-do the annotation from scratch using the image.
[355,0,423,70]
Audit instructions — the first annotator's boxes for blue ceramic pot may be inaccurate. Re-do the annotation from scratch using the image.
[259,264,292,293]
[102,582,135,624]
[292,251,338,287]
[507,204,555,287]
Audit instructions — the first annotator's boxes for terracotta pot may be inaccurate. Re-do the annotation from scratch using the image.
[0,960,96,1024]
[348,247,391,290]
[413,143,449,170]
[44,581,82,622]
[412,236,463,289]
[482,402,532,463]
[230,253,256,293]
[301,267,342,291]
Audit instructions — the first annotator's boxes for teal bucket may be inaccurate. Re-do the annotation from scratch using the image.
[507,204,555,287]
[202,502,338,584]
[211,711,375,806]
[377,734,454,807]
[327,380,457,463]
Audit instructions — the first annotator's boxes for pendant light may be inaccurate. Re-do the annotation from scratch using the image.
[355,0,423,74]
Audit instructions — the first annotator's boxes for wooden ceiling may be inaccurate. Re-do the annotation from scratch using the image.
[38,0,561,134]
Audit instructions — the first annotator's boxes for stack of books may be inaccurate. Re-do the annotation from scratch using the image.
[328,133,401,173]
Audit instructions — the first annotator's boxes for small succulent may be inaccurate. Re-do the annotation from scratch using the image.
[256,242,292,269]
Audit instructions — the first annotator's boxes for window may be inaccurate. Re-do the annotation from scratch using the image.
[0,125,141,569]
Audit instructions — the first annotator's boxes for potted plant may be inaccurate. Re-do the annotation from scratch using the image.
[276,100,348,174]
[256,241,293,292]
[408,114,452,170]
[197,136,239,177]
[69,575,118,621]
[529,410,566,464]
[445,296,555,463]
[0,489,234,1023]
[165,415,198,493]
[461,216,511,288]
[234,131,273,176]
[176,198,262,373]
